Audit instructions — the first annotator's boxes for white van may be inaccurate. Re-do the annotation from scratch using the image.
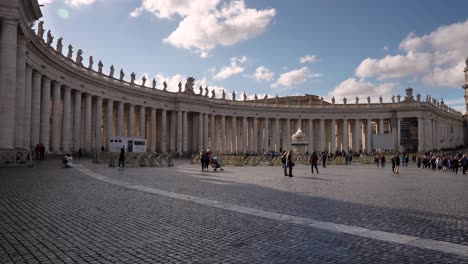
[109,136,147,153]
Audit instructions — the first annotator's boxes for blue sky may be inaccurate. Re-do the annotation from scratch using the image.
[38,0,468,112]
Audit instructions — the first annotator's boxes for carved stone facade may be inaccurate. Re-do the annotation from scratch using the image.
[0,0,465,156]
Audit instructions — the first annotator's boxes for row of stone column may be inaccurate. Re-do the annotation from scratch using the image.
[196,116,388,154]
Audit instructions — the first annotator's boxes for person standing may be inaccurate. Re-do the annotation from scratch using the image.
[118,146,125,167]
[381,154,386,168]
[391,154,395,173]
[39,143,45,160]
[321,152,327,168]
[281,151,288,176]
[200,149,206,171]
[309,151,319,174]
[35,144,40,160]
[394,153,400,174]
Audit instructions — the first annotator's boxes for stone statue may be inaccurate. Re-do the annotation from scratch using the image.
[243,92,247,101]
[355,96,359,104]
[343,97,347,104]
[66,45,73,59]
[367,96,371,104]
[264,94,268,100]
[320,97,324,104]
[163,81,167,91]
[275,95,279,105]
[232,91,236,101]
[379,96,383,104]
[222,90,226,99]
[152,78,156,89]
[397,94,401,102]
[204,86,209,97]
[331,96,335,104]
[130,72,136,84]
[391,95,395,103]
[109,65,115,78]
[56,37,63,53]
[211,89,216,98]
[46,30,53,46]
[119,69,124,81]
[88,56,94,70]
[141,76,146,87]
[199,85,203,95]
[37,21,45,39]
[416,93,421,102]
[184,77,195,94]
[178,81,182,92]
[254,94,258,101]
[76,49,83,65]
[97,60,103,74]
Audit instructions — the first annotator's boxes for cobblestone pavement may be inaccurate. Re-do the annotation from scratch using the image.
[1,158,468,263]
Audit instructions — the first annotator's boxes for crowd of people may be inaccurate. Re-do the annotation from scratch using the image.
[199,149,223,172]
[416,153,468,174]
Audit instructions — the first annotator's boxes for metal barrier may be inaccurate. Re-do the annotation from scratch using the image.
[0,149,33,167]
[93,151,174,167]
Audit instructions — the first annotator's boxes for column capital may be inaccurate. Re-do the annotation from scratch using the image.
[52,80,61,87]
[25,64,33,71]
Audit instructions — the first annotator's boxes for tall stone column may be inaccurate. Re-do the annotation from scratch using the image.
[139,106,145,138]
[252,117,258,153]
[117,101,124,136]
[30,71,42,147]
[106,100,113,149]
[14,38,26,148]
[264,118,269,152]
[418,117,425,152]
[170,111,176,153]
[307,119,313,153]
[330,119,336,153]
[161,109,167,153]
[51,81,61,152]
[342,119,348,152]
[23,65,33,148]
[366,118,372,153]
[40,77,51,151]
[198,112,203,151]
[318,119,325,152]
[150,108,156,152]
[210,114,216,150]
[182,111,188,153]
[95,97,103,150]
[285,118,291,151]
[221,115,226,153]
[128,104,134,137]
[177,110,183,154]
[73,90,81,151]
[354,119,360,152]
[231,116,237,153]
[84,94,92,152]
[274,118,280,152]
[242,116,248,153]
[204,113,209,150]
[0,19,18,149]
[379,119,384,134]
[62,87,71,152]
[397,118,402,152]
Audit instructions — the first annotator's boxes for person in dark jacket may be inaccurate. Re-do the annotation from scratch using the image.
[118,146,125,167]
[309,151,319,174]
[286,150,294,177]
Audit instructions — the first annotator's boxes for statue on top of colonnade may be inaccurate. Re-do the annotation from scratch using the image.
[37,21,45,39]
[205,86,209,96]
[89,56,94,70]
[178,81,182,92]
[76,49,83,65]
[141,76,146,87]
[211,89,216,98]
[109,65,115,78]
[46,30,53,46]
[97,60,103,74]
[56,37,63,53]
[184,77,195,94]
[163,81,167,91]
[130,72,136,84]
[465,57,468,72]
[199,85,203,95]
[222,90,226,99]
[119,69,124,81]
[67,45,73,59]
[153,78,157,89]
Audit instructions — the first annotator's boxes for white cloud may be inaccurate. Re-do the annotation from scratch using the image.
[329,78,396,102]
[132,0,275,57]
[251,66,274,82]
[271,67,317,89]
[299,54,318,64]
[212,56,246,80]
[65,0,96,7]
[355,51,432,79]
[383,45,389,51]
[354,19,468,87]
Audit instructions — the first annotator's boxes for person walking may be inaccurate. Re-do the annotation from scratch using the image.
[286,150,294,177]
[391,154,395,173]
[35,144,40,160]
[309,151,319,174]
[118,146,125,167]
[321,152,327,168]
[394,153,400,174]
[381,155,386,167]
[200,149,206,171]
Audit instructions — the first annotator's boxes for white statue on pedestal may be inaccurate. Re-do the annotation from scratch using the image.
[119,69,124,81]
[66,45,73,59]
[56,37,63,53]
[88,56,94,70]
[130,72,136,84]
[109,65,114,78]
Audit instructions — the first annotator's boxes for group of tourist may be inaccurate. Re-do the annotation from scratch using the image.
[416,153,468,174]
[34,143,46,160]
[199,149,223,172]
